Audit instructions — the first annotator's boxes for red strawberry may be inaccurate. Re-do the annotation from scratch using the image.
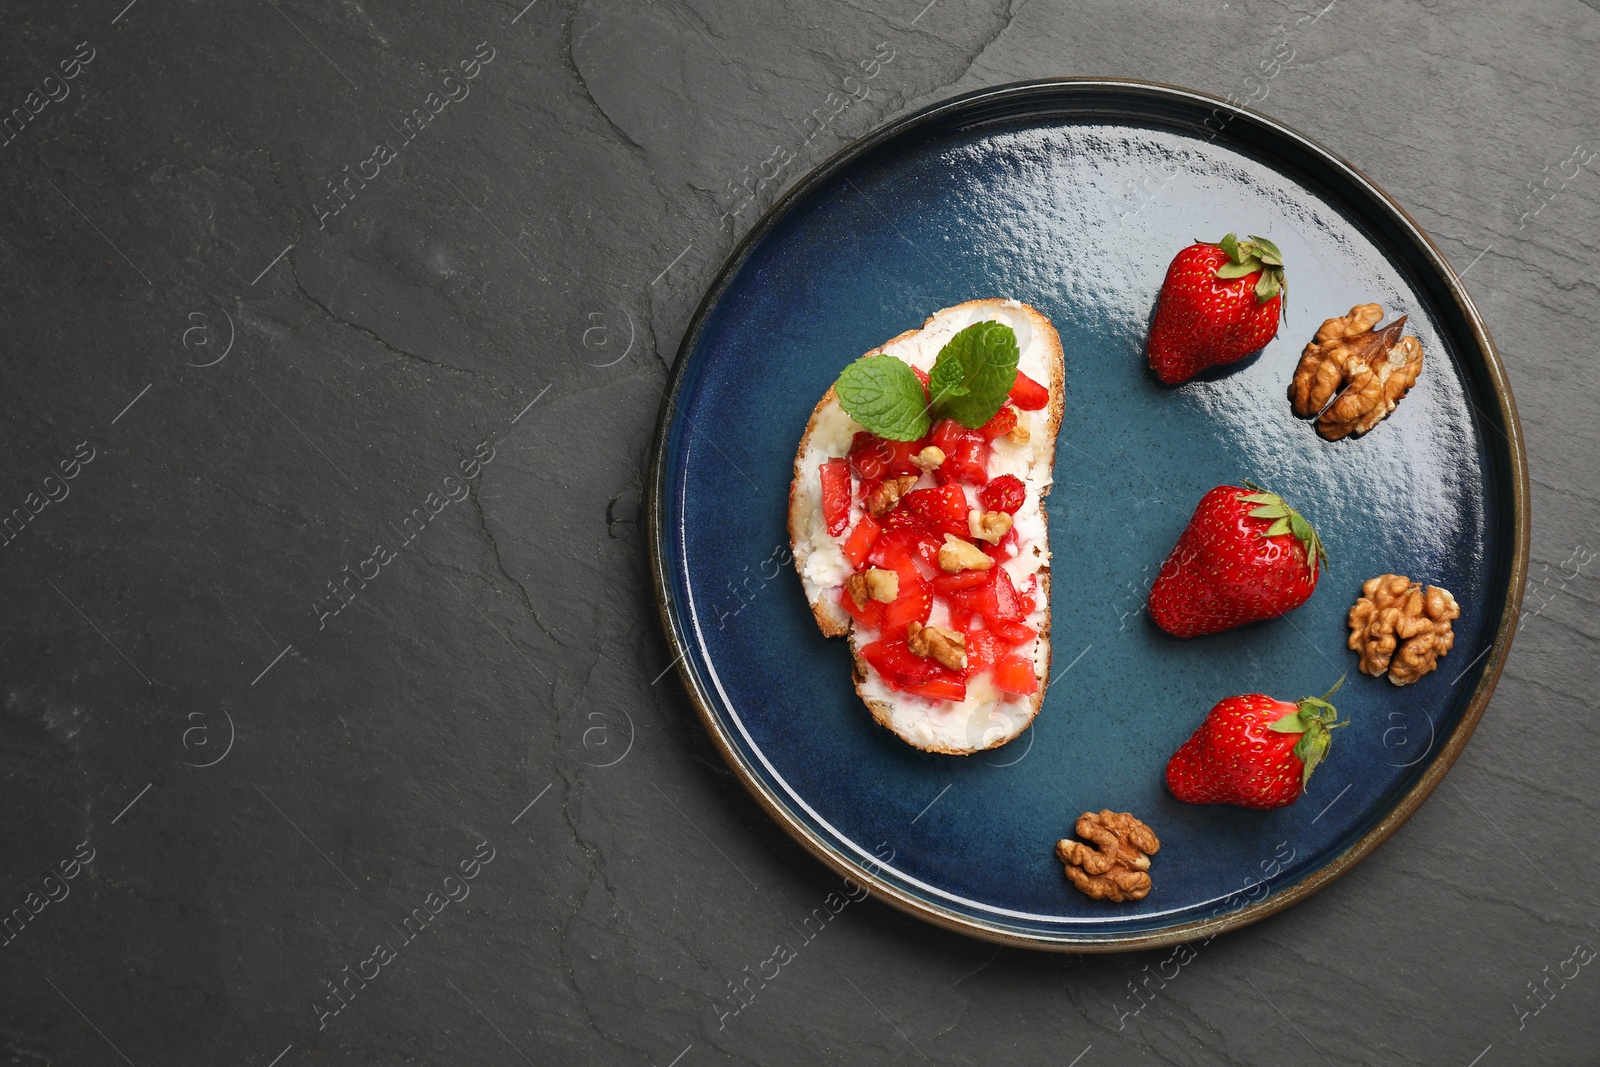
[1165,683,1343,809]
[1147,233,1285,385]
[1148,482,1326,638]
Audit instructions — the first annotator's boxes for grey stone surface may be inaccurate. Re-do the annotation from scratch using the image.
[0,0,1595,1064]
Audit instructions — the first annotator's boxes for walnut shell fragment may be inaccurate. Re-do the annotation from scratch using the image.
[1348,573,1461,685]
[1289,303,1423,440]
[1055,810,1160,903]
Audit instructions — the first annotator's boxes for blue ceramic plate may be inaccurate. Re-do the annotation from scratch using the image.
[648,81,1528,951]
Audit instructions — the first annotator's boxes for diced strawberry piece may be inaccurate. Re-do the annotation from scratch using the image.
[1016,573,1039,615]
[837,585,885,630]
[879,509,916,534]
[980,569,1026,624]
[849,432,924,482]
[859,637,938,689]
[979,474,1027,515]
[1008,371,1049,410]
[992,654,1039,695]
[938,449,990,489]
[932,570,991,595]
[978,405,1018,441]
[866,527,914,570]
[903,676,967,701]
[881,571,933,634]
[840,515,882,568]
[947,603,973,631]
[930,420,990,487]
[911,365,930,397]
[943,570,995,618]
[893,484,970,539]
[849,433,887,482]
[983,528,1019,565]
[964,629,1005,676]
[869,526,939,572]
[819,458,852,537]
[865,539,929,637]
[988,620,1038,645]
[881,498,925,534]
[876,556,928,604]
[927,419,965,451]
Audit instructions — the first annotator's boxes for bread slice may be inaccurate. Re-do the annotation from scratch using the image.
[788,299,1064,754]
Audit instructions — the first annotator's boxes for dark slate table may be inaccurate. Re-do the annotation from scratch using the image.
[3,0,1596,1064]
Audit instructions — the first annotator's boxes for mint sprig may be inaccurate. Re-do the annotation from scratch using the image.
[927,320,1020,428]
[834,355,930,441]
[833,320,1021,440]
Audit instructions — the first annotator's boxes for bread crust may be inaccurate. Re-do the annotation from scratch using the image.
[788,299,1065,754]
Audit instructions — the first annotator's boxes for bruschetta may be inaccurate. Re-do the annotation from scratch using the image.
[788,299,1064,754]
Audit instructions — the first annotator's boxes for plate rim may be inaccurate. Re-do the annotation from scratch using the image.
[645,77,1530,952]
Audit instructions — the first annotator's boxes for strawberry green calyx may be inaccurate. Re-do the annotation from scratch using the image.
[1266,678,1345,788]
[1209,233,1286,306]
[1239,481,1328,578]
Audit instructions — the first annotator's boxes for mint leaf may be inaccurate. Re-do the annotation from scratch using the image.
[834,355,930,441]
[927,321,1020,428]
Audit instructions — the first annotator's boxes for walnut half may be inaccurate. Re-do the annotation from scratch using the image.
[1055,810,1160,903]
[1348,573,1460,685]
[906,621,966,671]
[1289,303,1423,440]
[866,475,919,518]
[845,568,898,607]
[967,509,1013,545]
[937,535,994,574]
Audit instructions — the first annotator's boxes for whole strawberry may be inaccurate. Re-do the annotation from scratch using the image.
[1148,233,1285,385]
[1148,482,1325,638]
[1166,684,1343,809]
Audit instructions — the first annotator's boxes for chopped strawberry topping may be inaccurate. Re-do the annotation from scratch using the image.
[930,419,990,486]
[992,654,1038,695]
[979,569,1026,623]
[941,580,985,619]
[819,458,852,536]
[978,405,1018,441]
[859,637,939,689]
[848,432,923,483]
[840,514,882,568]
[931,570,991,595]
[987,620,1038,645]
[890,484,970,539]
[963,629,1005,676]
[978,474,1026,514]
[864,534,934,637]
[1015,573,1039,615]
[881,574,932,635]
[828,376,1047,706]
[1008,371,1049,411]
[837,585,885,629]
[868,526,940,572]
[903,676,967,701]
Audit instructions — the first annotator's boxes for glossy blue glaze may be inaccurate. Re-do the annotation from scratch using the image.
[656,86,1517,945]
